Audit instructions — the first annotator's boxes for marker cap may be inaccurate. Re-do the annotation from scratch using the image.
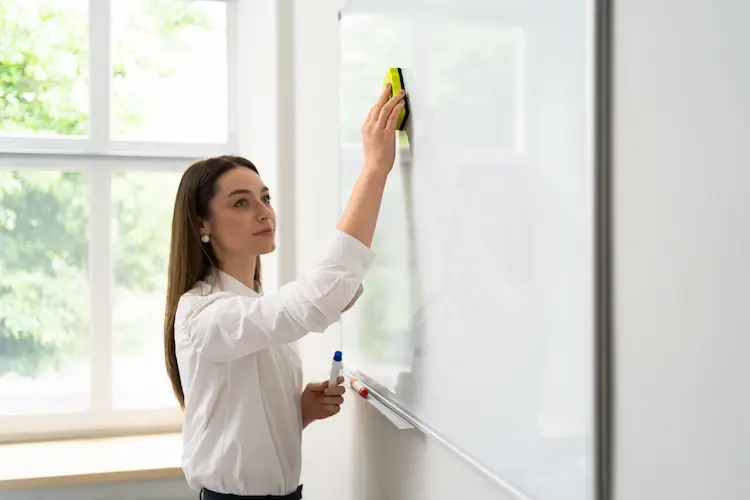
[349,377,369,398]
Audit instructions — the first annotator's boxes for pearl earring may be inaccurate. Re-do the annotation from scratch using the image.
[200,234,210,243]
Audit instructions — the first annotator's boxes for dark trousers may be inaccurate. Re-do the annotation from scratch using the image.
[200,485,303,500]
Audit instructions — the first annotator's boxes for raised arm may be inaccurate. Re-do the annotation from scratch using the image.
[337,83,406,247]
[179,85,407,363]
[178,230,371,361]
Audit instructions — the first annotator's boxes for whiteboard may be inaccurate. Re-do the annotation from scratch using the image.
[338,1,601,499]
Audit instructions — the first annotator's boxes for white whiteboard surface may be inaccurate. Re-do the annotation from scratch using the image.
[339,1,598,499]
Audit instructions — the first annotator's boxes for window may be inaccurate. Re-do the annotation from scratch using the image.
[0,0,237,441]
[110,0,228,143]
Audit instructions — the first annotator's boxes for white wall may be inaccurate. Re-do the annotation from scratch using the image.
[613,1,750,499]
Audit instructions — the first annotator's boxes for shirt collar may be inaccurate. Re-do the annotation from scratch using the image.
[200,269,260,297]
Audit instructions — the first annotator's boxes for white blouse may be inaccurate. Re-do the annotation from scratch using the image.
[174,230,374,495]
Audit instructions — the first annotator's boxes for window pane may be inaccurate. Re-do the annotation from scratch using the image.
[111,0,228,143]
[0,171,90,415]
[112,171,181,409]
[0,0,89,137]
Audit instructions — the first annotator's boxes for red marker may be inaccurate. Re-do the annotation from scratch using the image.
[349,377,369,398]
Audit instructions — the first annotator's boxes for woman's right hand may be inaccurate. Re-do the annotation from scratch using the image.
[336,84,406,247]
[361,83,407,175]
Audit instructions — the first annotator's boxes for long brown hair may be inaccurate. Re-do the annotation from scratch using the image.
[164,155,262,409]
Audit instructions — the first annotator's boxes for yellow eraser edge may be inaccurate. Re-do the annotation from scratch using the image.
[383,67,407,130]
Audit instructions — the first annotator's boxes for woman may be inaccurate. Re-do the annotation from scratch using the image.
[163,84,406,499]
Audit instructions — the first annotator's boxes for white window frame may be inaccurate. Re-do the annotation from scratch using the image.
[0,0,241,443]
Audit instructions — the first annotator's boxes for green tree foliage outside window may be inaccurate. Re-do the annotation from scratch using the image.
[0,0,217,377]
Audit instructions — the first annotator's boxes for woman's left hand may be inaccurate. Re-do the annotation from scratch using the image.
[301,376,346,428]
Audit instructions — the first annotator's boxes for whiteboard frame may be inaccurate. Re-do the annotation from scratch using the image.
[338,0,614,498]
[593,0,614,499]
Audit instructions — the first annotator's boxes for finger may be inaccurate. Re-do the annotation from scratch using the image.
[324,386,345,397]
[337,375,345,385]
[385,100,406,131]
[377,90,406,127]
[323,395,345,406]
[364,106,375,124]
[370,84,393,124]
[306,381,327,393]
[324,405,341,415]
[378,90,406,126]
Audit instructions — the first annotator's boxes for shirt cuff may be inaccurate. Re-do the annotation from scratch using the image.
[325,229,376,275]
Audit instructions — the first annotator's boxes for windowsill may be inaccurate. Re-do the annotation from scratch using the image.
[0,433,183,491]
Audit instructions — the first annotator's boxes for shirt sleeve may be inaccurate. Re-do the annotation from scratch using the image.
[178,230,375,362]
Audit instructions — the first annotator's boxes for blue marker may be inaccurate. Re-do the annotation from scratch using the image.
[328,350,343,388]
